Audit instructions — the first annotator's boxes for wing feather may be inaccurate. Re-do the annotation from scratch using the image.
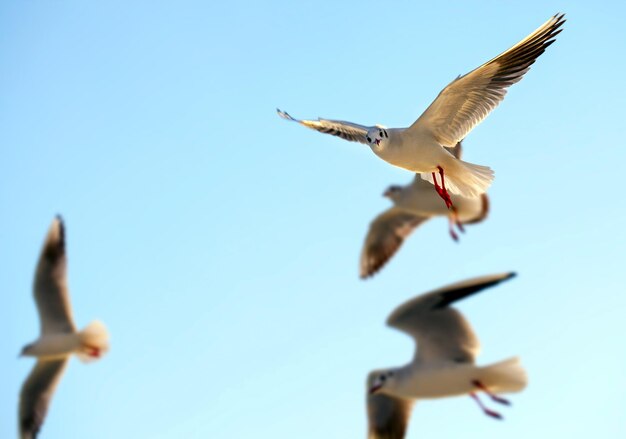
[34,216,75,334]
[360,209,428,279]
[409,14,565,146]
[19,359,69,439]
[277,108,371,144]
[386,273,516,365]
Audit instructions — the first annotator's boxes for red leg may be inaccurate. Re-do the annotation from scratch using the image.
[448,216,459,242]
[472,380,511,406]
[431,171,441,192]
[431,171,448,204]
[451,207,465,236]
[470,392,503,420]
[432,166,454,210]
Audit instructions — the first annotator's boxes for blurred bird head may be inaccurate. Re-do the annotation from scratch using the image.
[383,185,403,201]
[19,343,35,357]
[368,369,398,395]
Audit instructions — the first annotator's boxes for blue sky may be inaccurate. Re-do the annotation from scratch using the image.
[2,1,625,437]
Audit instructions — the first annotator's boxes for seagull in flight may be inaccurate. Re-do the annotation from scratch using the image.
[360,141,489,279]
[19,217,109,439]
[367,273,526,438]
[278,13,565,210]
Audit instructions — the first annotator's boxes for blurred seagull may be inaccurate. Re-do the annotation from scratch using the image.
[278,13,565,209]
[19,216,109,439]
[360,142,489,279]
[367,273,526,438]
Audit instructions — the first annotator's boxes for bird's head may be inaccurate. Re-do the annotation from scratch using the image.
[19,343,35,357]
[383,185,403,201]
[366,127,389,150]
[367,369,398,395]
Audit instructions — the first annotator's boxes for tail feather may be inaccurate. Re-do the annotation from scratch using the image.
[479,357,527,394]
[423,159,494,198]
[76,320,110,363]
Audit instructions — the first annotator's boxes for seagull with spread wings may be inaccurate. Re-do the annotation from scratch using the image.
[279,14,565,210]
[366,273,526,438]
[18,217,109,439]
[360,142,489,279]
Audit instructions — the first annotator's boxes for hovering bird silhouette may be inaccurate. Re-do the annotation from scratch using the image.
[367,273,526,438]
[279,13,565,210]
[19,217,109,439]
[360,142,489,279]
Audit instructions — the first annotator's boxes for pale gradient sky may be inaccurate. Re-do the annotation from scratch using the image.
[3,1,626,438]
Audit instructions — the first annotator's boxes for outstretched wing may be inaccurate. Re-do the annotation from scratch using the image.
[277,109,371,144]
[33,216,76,335]
[360,209,428,279]
[367,372,414,439]
[19,359,69,439]
[409,14,565,147]
[387,273,516,365]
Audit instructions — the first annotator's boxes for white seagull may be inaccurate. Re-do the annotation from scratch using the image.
[367,273,526,438]
[19,217,109,439]
[360,142,489,279]
[278,13,565,209]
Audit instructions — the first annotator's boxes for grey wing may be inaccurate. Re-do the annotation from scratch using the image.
[34,216,76,335]
[367,373,414,439]
[277,108,371,144]
[360,209,428,279]
[409,14,565,147]
[387,273,517,365]
[19,359,69,439]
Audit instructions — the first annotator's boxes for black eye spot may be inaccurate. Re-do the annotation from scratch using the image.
[384,130,388,138]
[366,136,371,142]
[379,131,383,137]
[380,375,386,381]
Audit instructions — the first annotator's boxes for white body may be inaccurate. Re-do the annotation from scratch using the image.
[388,357,526,400]
[392,177,484,222]
[23,320,109,363]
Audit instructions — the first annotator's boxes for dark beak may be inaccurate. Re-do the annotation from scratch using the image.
[369,384,383,395]
[375,139,381,146]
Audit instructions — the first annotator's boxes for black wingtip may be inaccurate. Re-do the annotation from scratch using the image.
[434,272,518,309]
[44,215,66,260]
[501,272,517,283]
[55,214,65,249]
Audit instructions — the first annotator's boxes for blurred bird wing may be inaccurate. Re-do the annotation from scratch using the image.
[277,109,371,145]
[461,193,490,225]
[367,390,414,439]
[387,273,517,365]
[360,208,428,279]
[408,14,565,147]
[19,359,69,439]
[34,217,76,334]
